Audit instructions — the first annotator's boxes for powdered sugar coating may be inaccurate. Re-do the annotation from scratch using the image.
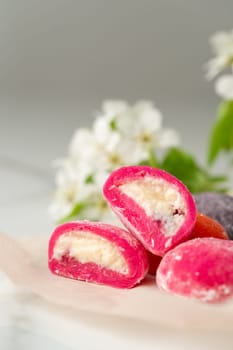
[157,238,233,303]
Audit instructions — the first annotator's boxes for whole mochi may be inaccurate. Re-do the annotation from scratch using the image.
[156,238,233,303]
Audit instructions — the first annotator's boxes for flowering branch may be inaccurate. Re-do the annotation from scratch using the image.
[49,29,233,224]
[206,30,233,166]
[50,101,180,224]
[50,99,228,224]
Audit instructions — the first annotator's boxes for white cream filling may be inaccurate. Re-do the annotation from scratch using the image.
[53,231,128,274]
[120,176,186,236]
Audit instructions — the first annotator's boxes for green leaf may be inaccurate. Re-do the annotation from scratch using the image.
[110,118,117,131]
[138,159,151,166]
[160,147,228,193]
[148,150,159,167]
[85,173,94,184]
[208,100,233,166]
[58,202,86,224]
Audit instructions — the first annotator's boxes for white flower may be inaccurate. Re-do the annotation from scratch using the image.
[49,160,95,221]
[102,100,129,116]
[95,100,180,168]
[70,101,179,172]
[69,114,134,171]
[117,100,180,156]
[69,125,121,172]
[69,128,97,164]
[50,100,181,223]
[215,74,233,100]
[93,117,125,169]
[80,193,119,225]
[156,128,180,148]
[77,170,120,225]
[93,113,120,151]
[206,30,233,79]
[93,111,145,169]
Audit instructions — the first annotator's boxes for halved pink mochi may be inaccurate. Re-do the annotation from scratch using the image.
[103,166,196,256]
[48,221,149,289]
[157,238,233,303]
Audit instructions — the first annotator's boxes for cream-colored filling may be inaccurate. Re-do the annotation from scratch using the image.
[120,176,186,236]
[53,231,128,274]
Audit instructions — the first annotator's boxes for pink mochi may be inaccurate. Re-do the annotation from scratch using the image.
[157,238,233,303]
[103,166,196,256]
[48,221,149,289]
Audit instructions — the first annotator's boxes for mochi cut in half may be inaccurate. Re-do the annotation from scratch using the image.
[103,166,196,256]
[48,221,149,289]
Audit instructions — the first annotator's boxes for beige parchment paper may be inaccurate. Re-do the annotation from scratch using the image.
[1,232,233,332]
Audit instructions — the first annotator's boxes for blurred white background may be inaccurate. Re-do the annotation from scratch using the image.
[1,0,233,167]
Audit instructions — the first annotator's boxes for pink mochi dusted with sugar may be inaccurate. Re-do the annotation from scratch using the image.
[103,166,196,256]
[48,221,149,289]
[157,238,233,303]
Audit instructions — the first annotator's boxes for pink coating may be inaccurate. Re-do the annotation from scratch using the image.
[103,166,197,256]
[147,252,162,276]
[48,221,149,289]
[156,238,233,303]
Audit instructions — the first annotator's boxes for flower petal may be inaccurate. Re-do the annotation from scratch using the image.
[69,128,96,160]
[156,129,180,148]
[205,56,228,80]
[134,102,162,132]
[102,100,129,116]
[210,31,232,55]
[215,75,233,100]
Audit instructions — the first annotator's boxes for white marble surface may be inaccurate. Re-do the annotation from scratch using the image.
[2,272,233,350]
